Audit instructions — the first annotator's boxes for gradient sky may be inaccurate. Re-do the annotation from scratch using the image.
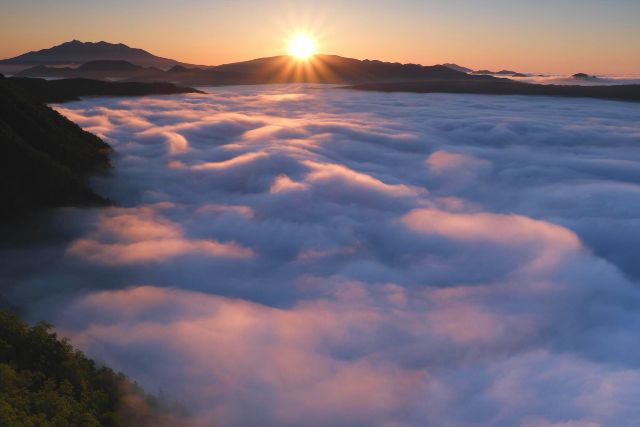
[1,0,639,74]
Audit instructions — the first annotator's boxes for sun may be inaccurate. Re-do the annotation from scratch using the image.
[288,34,316,60]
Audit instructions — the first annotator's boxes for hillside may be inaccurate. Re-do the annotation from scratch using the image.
[0,310,181,426]
[0,76,203,219]
[0,77,111,220]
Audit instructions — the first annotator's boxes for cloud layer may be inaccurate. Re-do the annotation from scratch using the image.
[2,86,640,426]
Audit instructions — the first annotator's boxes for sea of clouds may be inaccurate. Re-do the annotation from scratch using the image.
[2,86,640,426]
[514,74,640,86]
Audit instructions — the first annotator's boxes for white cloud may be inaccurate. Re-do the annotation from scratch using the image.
[3,86,639,426]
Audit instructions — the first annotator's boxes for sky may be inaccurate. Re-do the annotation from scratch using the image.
[1,0,639,73]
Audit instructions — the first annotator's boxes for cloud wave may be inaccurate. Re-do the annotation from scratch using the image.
[2,85,640,426]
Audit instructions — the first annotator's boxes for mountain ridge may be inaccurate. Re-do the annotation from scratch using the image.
[0,40,199,73]
[16,60,163,80]
[2,40,502,85]
[345,80,640,102]
[10,52,499,86]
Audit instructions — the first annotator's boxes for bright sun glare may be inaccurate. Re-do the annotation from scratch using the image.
[289,34,316,60]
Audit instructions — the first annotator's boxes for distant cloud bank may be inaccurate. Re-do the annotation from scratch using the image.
[3,86,640,426]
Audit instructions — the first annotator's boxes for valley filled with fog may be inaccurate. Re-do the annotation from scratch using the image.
[2,86,640,426]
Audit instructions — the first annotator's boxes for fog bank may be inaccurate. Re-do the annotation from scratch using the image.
[2,86,640,426]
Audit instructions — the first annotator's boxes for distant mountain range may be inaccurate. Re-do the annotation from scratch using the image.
[0,40,510,84]
[16,60,164,80]
[346,80,640,102]
[178,54,497,84]
[471,69,528,77]
[1,40,542,85]
[0,40,198,73]
[3,41,630,102]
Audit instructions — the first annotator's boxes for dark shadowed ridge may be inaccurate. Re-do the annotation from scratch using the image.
[5,76,203,103]
[16,60,164,80]
[135,53,499,85]
[3,41,637,104]
[210,54,485,84]
[0,77,202,220]
[6,45,499,85]
[86,54,496,86]
[0,78,111,220]
[472,69,522,76]
[343,80,640,102]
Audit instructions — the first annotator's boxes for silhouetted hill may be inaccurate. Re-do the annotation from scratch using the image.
[0,40,197,73]
[0,78,111,219]
[572,72,599,81]
[12,54,488,86]
[168,65,191,73]
[0,77,202,219]
[17,60,162,80]
[209,54,483,84]
[442,63,472,73]
[77,59,145,72]
[344,80,640,102]
[5,77,203,103]
[472,69,524,76]
[120,55,497,86]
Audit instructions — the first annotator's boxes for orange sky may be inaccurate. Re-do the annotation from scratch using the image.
[1,0,639,74]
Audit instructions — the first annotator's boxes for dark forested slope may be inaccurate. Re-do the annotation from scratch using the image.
[0,76,201,219]
[5,76,203,103]
[0,77,111,220]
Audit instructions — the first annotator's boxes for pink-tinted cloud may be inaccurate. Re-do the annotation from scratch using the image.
[67,207,253,265]
[270,174,307,193]
[303,160,424,197]
[426,150,490,175]
[25,87,640,426]
[402,208,581,272]
[192,152,269,171]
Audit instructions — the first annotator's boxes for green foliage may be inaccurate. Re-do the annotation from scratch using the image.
[0,310,176,427]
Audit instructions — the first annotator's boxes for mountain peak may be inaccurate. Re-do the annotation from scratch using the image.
[0,40,191,71]
[441,63,472,73]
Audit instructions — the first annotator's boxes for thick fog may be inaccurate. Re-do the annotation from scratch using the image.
[2,86,640,426]
[514,74,640,86]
